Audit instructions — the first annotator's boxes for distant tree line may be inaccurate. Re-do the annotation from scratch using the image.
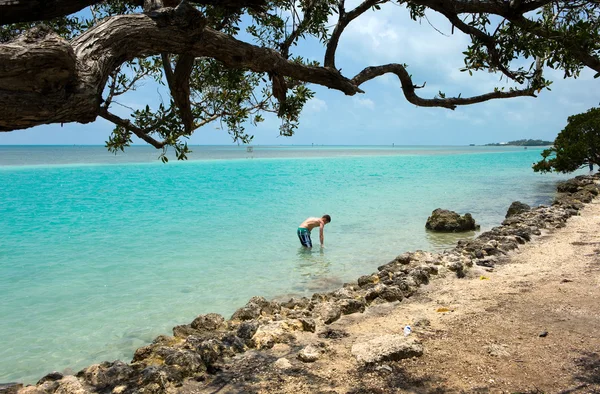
[485,139,554,147]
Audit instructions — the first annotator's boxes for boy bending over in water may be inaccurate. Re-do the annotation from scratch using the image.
[297,215,331,248]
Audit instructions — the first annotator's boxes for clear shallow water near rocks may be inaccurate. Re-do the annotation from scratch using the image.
[0,145,581,383]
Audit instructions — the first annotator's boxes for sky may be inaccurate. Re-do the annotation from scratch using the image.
[1,2,598,146]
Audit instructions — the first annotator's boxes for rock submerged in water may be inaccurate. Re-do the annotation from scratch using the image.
[425,208,480,232]
[506,201,531,218]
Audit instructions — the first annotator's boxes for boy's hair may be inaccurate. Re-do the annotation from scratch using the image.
[322,214,331,223]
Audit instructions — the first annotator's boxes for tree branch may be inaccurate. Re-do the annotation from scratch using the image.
[352,64,536,109]
[0,0,269,25]
[98,107,166,148]
[0,2,360,131]
[325,0,386,69]
[170,54,196,133]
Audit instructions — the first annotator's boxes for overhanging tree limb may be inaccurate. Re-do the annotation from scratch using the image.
[0,0,268,25]
[0,2,360,131]
[352,64,537,109]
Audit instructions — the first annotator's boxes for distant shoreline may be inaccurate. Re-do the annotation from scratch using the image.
[482,138,553,147]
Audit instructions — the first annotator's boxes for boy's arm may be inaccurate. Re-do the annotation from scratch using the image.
[319,222,324,245]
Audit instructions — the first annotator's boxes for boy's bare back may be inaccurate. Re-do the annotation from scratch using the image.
[299,217,323,231]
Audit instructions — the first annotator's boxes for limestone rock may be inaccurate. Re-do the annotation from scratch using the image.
[297,345,321,363]
[314,301,342,324]
[251,319,302,349]
[351,335,423,364]
[237,321,259,340]
[79,361,133,389]
[273,358,293,369]
[426,209,480,232]
[191,313,225,331]
[0,383,22,394]
[357,274,379,288]
[52,375,86,394]
[505,201,531,218]
[337,298,366,315]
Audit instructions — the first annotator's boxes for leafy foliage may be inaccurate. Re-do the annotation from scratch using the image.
[2,0,600,160]
[533,108,600,173]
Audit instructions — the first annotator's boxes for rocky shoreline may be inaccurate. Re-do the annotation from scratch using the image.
[6,173,600,394]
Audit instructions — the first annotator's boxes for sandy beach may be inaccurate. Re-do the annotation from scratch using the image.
[183,194,600,393]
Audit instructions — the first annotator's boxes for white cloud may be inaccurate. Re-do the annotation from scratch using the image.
[306,97,328,112]
[353,97,375,109]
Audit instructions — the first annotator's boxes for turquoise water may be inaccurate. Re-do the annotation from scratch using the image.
[0,145,578,383]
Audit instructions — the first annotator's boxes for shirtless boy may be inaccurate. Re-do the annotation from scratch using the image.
[297,215,331,248]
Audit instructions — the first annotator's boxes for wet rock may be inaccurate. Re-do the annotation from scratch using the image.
[237,321,259,340]
[393,252,412,265]
[173,324,200,338]
[49,375,86,394]
[351,335,423,364]
[426,209,480,232]
[37,371,64,385]
[280,297,310,310]
[132,344,154,363]
[332,287,354,299]
[231,296,279,321]
[0,383,22,394]
[357,274,379,288]
[506,201,531,218]
[298,345,321,362]
[80,361,133,390]
[557,178,584,193]
[191,313,225,331]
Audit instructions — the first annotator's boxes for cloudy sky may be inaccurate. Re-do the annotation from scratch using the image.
[1,2,598,146]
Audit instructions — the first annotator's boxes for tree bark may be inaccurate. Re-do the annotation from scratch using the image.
[0,2,359,131]
[0,0,268,25]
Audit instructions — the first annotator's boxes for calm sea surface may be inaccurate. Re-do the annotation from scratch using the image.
[0,145,578,383]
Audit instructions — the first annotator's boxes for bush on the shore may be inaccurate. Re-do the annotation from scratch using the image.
[533,107,600,174]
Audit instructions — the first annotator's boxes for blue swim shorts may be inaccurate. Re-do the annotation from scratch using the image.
[297,227,312,247]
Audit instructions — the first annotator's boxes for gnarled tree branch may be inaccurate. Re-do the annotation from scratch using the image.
[0,0,269,25]
[0,2,360,131]
[352,64,536,109]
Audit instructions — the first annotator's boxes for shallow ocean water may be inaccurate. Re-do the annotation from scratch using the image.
[0,145,579,383]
